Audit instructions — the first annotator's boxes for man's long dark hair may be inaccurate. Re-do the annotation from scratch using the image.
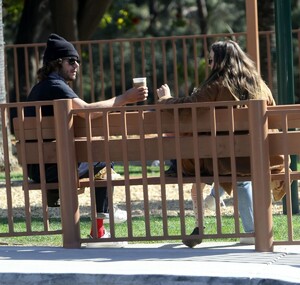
[37,59,61,81]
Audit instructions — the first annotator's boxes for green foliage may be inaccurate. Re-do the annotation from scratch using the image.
[292,0,300,29]
[3,1,300,44]
[3,0,23,40]
[206,0,245,34]
[95,1,150,39]
[92,0,276,40]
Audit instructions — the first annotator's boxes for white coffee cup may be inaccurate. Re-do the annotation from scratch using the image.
[133,77,147,88]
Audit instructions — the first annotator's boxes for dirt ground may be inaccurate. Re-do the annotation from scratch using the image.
[0,182,201,218]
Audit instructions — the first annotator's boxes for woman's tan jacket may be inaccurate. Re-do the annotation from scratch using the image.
[158,79,287,201]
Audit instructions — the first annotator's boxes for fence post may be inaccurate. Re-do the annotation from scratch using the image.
[54,99,81,248]
[248,100,273,252]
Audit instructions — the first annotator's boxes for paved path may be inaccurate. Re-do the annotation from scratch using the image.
[0,242,299,285]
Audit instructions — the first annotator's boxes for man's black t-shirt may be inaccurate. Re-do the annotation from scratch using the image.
[25,72,78,116]
[25,72,79,182]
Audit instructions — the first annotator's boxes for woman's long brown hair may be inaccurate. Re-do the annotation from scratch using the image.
[202,40,261,100]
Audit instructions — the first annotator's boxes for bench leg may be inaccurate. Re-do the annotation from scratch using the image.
[249,100,273,252]
[54,99,81,249]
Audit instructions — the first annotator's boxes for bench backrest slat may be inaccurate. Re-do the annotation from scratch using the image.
[15,142,57,164]
[75,135,251,162]
[73,108,250,137]
[267,106,300,156]
[13,116,57,165]
[13,116,56,141]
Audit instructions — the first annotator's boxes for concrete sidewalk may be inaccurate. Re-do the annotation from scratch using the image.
[0,242,299,285]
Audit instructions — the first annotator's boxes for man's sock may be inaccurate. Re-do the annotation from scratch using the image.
[90,218,105,238]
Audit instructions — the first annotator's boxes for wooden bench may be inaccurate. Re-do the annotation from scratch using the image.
[14,100,261,188]
[14,100,255,186]
[12,98,297,251]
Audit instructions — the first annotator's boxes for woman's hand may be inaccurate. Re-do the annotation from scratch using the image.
[156,84,171,99]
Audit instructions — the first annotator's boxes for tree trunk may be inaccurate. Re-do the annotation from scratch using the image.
[196,0,208,35]
[0,0,6,169]
[258,1,274,83]
[0,0,4,103]
[77,0,113,40]
[49,0,78,40]
[0,0,19,171]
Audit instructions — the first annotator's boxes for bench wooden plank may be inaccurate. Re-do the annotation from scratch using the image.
[15,141,57,164]
[73,108,250,137]
[13,116,56,141]
[271,171,300,181]
[268,132,300,155]
[74,134,251,162]
[267,104,300,129]
[78,175,252,188]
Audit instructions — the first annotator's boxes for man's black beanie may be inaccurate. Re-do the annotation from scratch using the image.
[43,33,79,64]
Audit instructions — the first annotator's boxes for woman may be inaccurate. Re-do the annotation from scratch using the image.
[156,40,285,248]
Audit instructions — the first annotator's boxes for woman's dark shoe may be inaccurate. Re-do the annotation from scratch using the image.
[182,227,202,248]
[47,190,60,207]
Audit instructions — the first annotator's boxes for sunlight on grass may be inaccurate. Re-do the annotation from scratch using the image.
[1,214,299,246]
[0,171,23,181]
[0,217,63,246]
[113,164,167,177]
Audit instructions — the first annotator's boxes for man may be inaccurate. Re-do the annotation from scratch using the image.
[25,33,148,240]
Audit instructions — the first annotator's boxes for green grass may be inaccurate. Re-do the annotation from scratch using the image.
[1,214,299,247]
[0,171,23,181]
[113,164,166,177]
[1,165,299,246]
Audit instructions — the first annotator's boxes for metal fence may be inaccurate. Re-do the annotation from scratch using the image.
[4,30,300,105]
[0,99,299,250]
